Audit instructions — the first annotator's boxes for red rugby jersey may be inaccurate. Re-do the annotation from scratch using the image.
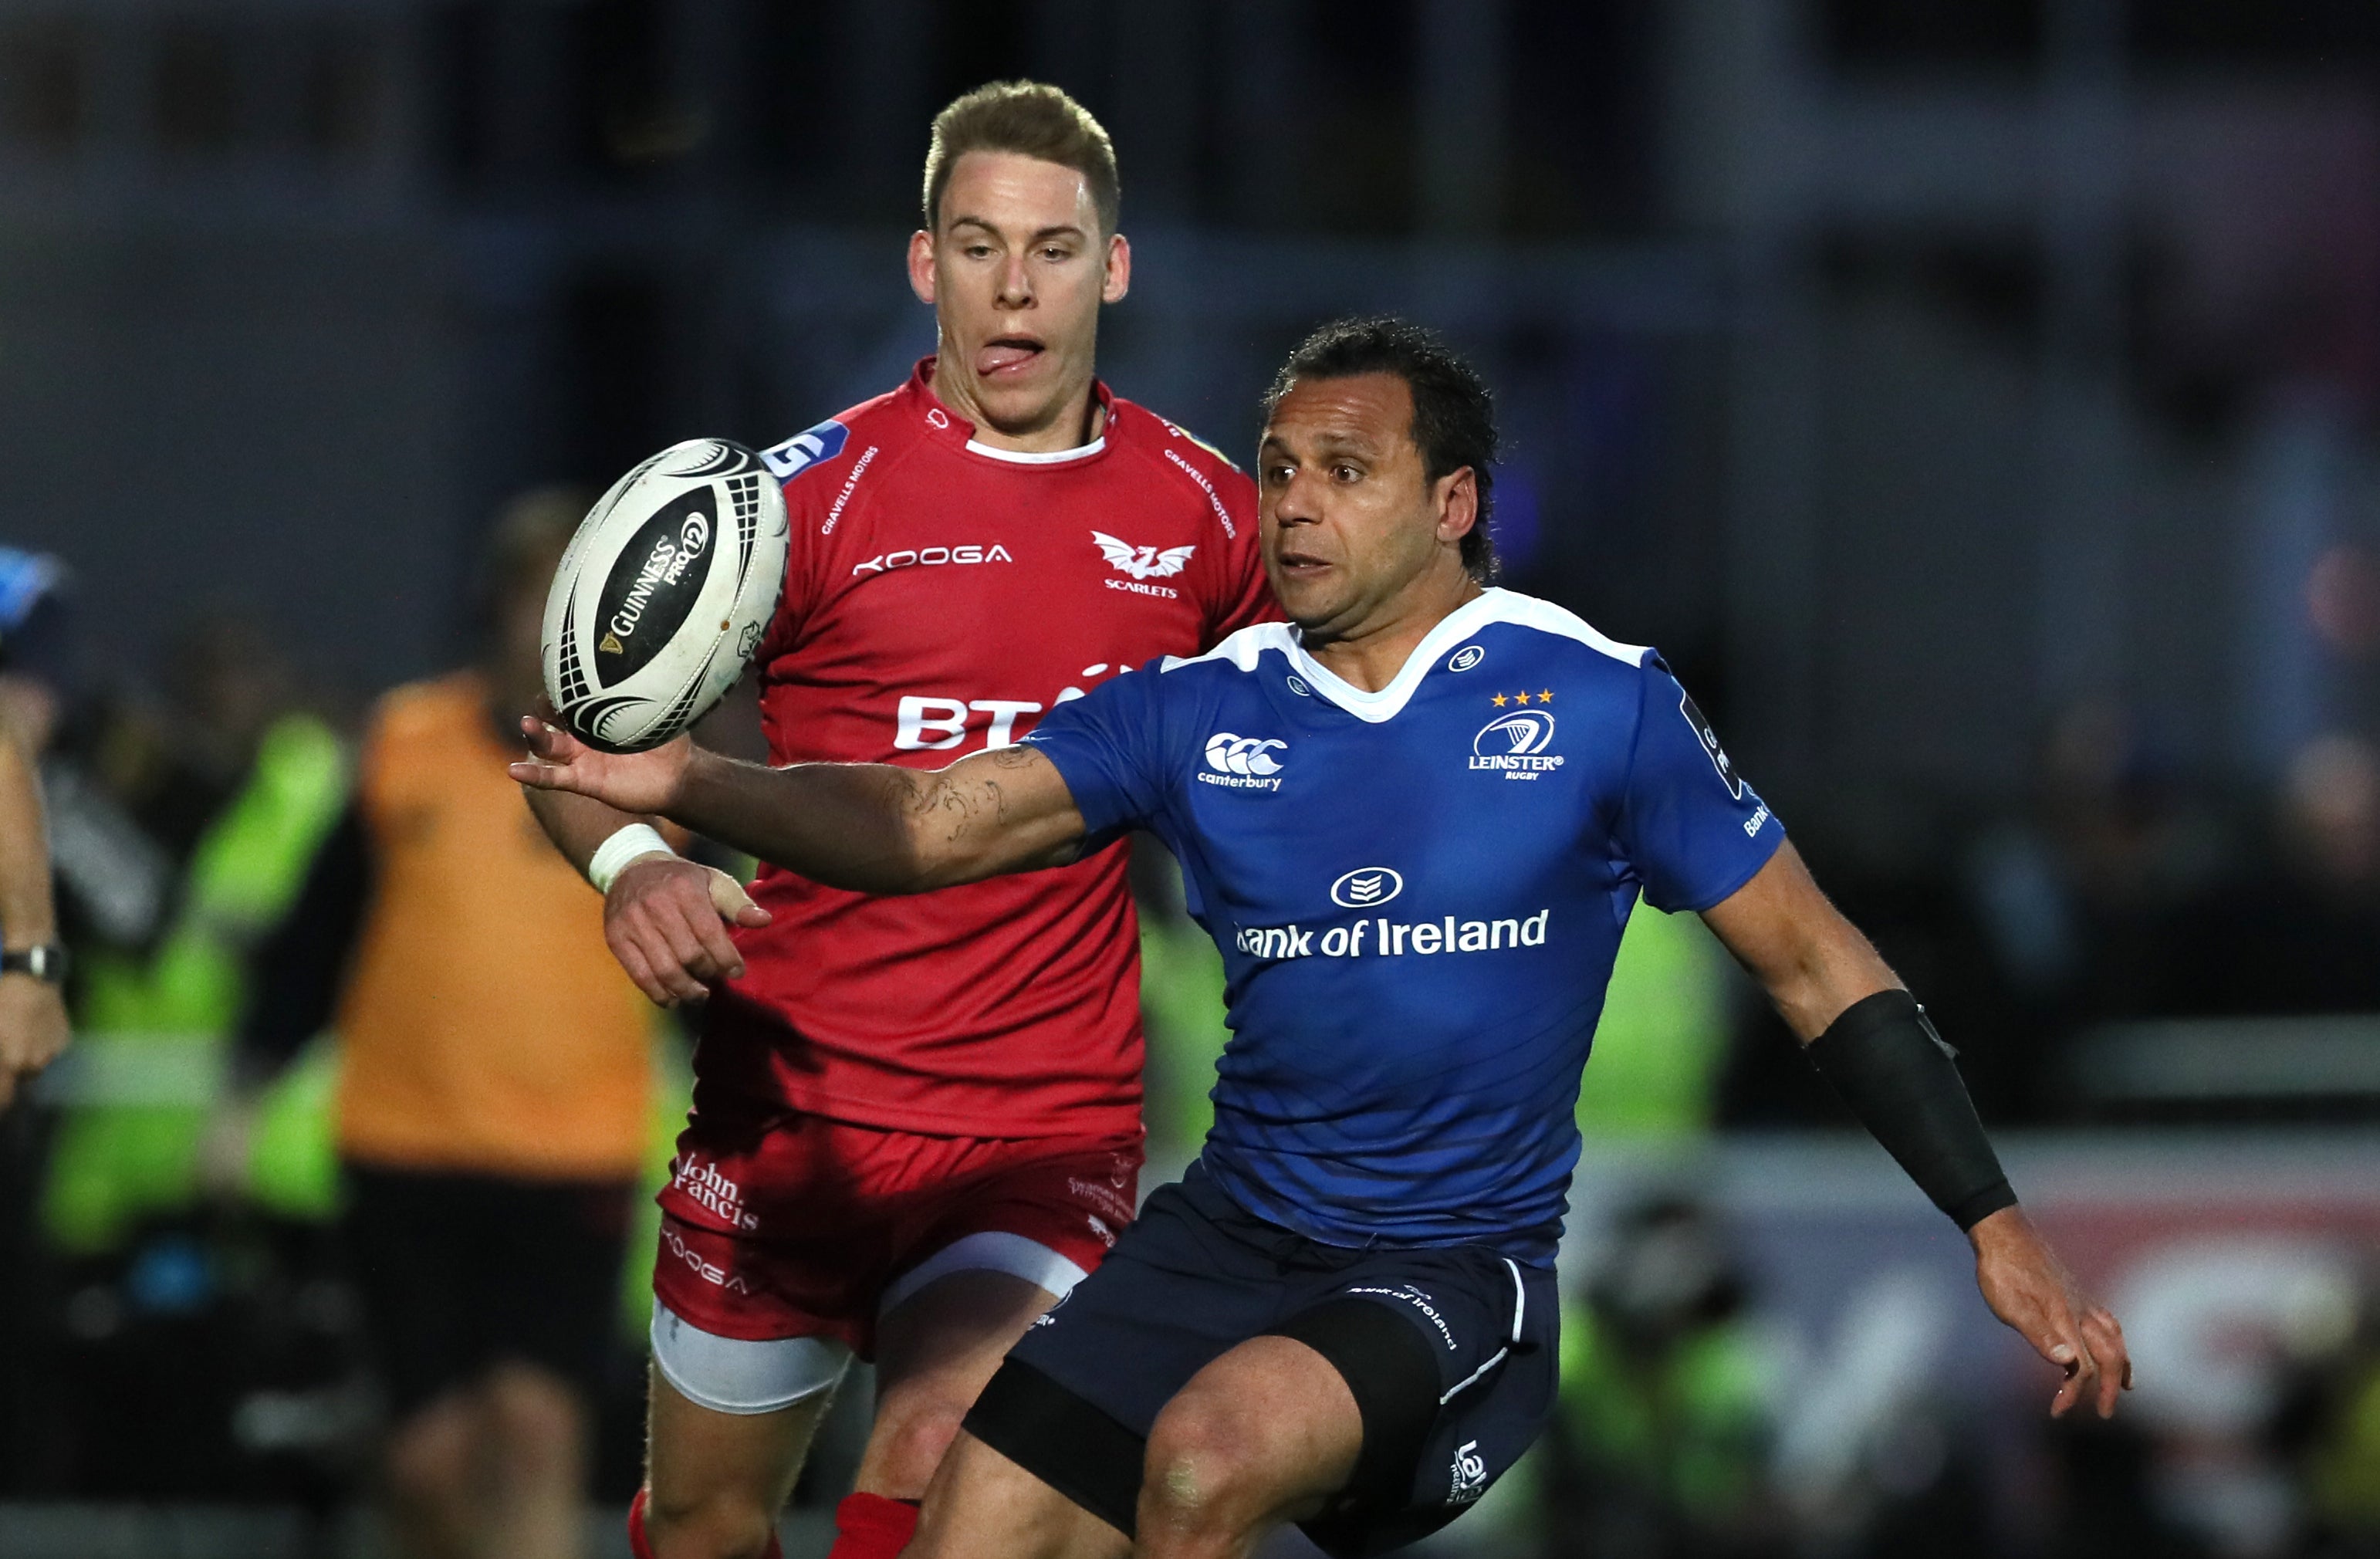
[697,361,1272,1141]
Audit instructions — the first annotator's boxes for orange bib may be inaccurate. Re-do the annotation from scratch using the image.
[335,672,652,1179]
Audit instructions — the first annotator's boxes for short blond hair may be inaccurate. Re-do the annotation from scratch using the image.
[922,81,1119,236]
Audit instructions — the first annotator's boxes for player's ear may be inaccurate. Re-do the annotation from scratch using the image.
[1101,233,1131,305]
[907,229,938,306]
[1434,467,1479,550]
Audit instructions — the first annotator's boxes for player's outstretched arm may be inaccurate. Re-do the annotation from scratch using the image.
[1701,843,2132,1418]
[512,719,1088,895]
[1693,841,1897,1040]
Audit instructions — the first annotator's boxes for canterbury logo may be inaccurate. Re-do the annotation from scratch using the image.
[1204,733,1285,776]
[1198,732,1286,791]
[1094,531,1195,580]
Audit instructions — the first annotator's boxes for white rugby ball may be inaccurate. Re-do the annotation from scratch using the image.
[542,438,789,752]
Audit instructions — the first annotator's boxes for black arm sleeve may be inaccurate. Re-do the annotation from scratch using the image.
[1806,989,2017,1231]
[238,804,372,1080]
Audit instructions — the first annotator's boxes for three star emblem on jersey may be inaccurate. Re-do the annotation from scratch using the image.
[1470,709,1564,780]
[1093,531,1195,601]
[1200,732,1286,792]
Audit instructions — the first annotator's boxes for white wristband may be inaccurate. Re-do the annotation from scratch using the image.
[588,824,677,895]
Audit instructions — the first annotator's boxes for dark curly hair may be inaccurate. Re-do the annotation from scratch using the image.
[1263,316,1499,581]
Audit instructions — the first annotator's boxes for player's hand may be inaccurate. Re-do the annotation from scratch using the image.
[1969,1205,2132,1419]
[606,854,772,1007]
[0,971,69,1111]
[511,716,694,817]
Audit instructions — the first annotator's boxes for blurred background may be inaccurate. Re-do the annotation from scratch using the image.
[4,0,2380,1554]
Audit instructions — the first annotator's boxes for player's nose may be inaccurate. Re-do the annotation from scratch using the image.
[1269,471,1324,526]
[996,255,1033,305]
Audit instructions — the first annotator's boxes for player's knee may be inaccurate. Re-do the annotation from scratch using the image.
[867,1384,972,1490]
[1140,1395,1268,1536]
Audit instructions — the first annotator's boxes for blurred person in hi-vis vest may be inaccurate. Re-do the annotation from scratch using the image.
[232,492,661,1559]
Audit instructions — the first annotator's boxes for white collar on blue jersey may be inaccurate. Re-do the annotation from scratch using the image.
[1172,588,1649,724]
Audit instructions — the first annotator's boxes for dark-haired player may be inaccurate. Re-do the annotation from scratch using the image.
[517,316,2131,1557]
[524,82,1270,1559]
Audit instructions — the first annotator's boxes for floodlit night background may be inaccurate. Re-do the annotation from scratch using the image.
[2,2,2378,1556]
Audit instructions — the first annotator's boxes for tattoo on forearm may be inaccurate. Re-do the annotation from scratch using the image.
[931,778,1007,844]
[885,768,1009,852]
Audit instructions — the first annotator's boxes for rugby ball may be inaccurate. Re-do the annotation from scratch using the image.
[542,438,789,752]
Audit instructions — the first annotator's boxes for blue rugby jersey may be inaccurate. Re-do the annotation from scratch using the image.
[1023,589,1783,1263]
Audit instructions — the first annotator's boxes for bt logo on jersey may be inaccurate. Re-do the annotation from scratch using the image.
[896,696,1047,750]
[890,667,1117,752]
[1201,732,1286,791]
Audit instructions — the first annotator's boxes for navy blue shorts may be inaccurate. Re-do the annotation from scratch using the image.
[962,1165,1558,1557]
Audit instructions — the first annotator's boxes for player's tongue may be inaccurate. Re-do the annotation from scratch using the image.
[977,339,1043,377]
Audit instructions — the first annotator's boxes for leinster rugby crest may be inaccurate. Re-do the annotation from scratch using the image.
[1472,691,1563,780]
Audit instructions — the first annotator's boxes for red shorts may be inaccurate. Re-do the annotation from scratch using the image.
[651,1088,1141,1360]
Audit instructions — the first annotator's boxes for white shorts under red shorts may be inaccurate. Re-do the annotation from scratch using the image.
[651,1080,1142,1360]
